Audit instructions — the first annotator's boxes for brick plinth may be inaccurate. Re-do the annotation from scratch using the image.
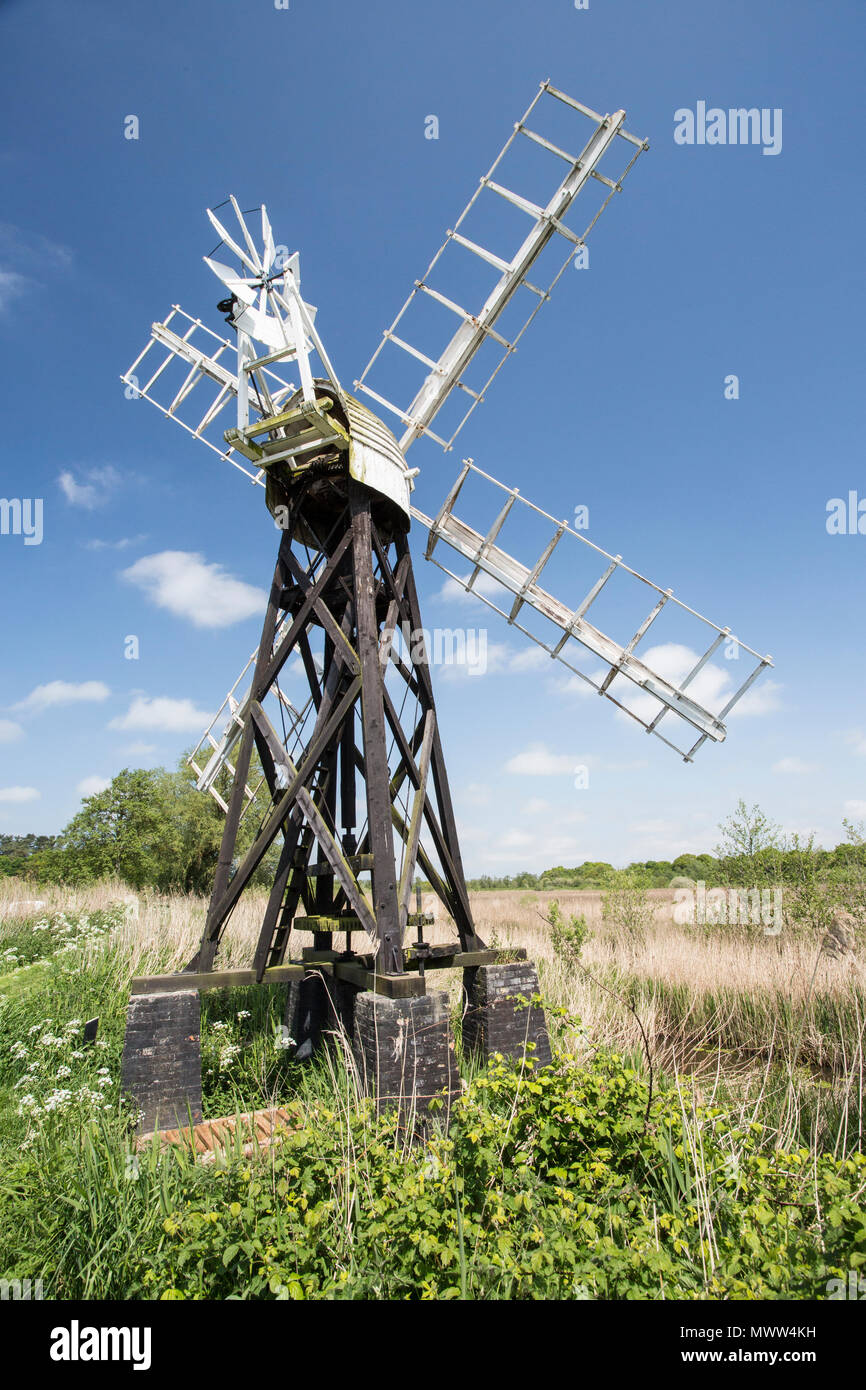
[120,990,202,1134]
[352,989,461,1120]
[462,962,552,1067]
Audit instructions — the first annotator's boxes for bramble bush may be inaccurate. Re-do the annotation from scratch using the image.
[2,1048,864,1300]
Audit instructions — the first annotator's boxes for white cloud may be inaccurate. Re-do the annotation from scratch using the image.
[594,643,782,727]
[772,756,816,775]
[461,782,491,807]
[84,535,146,552]
[843,800,866,820]
[846,730,866,757]
[500,829,535,850]
[434,638,555,683]
[121,551,267,629]
[0,269,29,309]
[121,741,157,756]
[630,818,679,835]
[482,831,586,867]
[554,671,603,699]
[58,466,120,509]
[524,797,551,816]
[0,221,72,271]
[109,695,212,733]
[731,680,783,717]
[505,742,585,776]
[509,646,550,673]
[77,776,110,797]
[0,224,72,316]
[0,719,23,743]
[437,572,509,606]
[0,786,39,803]
[14,680,110,714]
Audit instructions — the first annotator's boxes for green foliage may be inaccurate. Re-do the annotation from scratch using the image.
[41,768,222,892]
[1,910,864,1301]
[601,872,654,949]
[547,899,590,966]
[2,1048,864,1301]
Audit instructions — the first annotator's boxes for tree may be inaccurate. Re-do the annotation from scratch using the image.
[716,800,781,859]
[715,800,783,888]
[57,769,183,887]
[601,870,655,954]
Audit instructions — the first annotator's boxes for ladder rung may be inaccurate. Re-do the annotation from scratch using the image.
[518,124,577,165]
[549,216,583,246]
[483,179,543,220]
[417,281,514,350]
[417,281,470,321]
[354,380,413,426]
[385,331,440,372]
[543,83,605,124]
[590,169,620,192]
[449,230,512,274]
[541,82,645,149]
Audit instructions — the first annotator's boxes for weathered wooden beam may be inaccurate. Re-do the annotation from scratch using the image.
[398,710,436,929]
[406,947,526,970]
[333,960,426,998]
[351,485,403,973]
[131,964,307,996]
[307,854,373,877]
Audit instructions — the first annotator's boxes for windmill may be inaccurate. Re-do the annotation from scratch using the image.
[120,82,772,1125]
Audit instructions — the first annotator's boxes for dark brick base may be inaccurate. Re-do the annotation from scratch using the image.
[120,990,202,1134]
[353,989,461,1121]
[462,962,552,1068]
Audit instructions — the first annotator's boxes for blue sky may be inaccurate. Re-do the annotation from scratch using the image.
[0,0,864,872]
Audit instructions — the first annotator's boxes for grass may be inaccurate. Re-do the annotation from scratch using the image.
[0,877,864,1298]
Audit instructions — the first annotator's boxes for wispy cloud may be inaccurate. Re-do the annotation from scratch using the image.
[77,775,110,797]
[58,466,121,510]
[0,786,40,803]
[109,695,212,733]
[0,719,23,743]
[121,551,267,629]
[505,742,588,776]
[0,221,73,271]
[14,680,110,714]
[84,535,147,552]
[437,572,509,606]
[0,223,73,318]
[572,642,783,726]
[772,756,817,774]
[0,268,29,310]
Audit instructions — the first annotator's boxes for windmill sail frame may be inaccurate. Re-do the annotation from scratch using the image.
[354,80,648,453]
[413,461,773,761]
